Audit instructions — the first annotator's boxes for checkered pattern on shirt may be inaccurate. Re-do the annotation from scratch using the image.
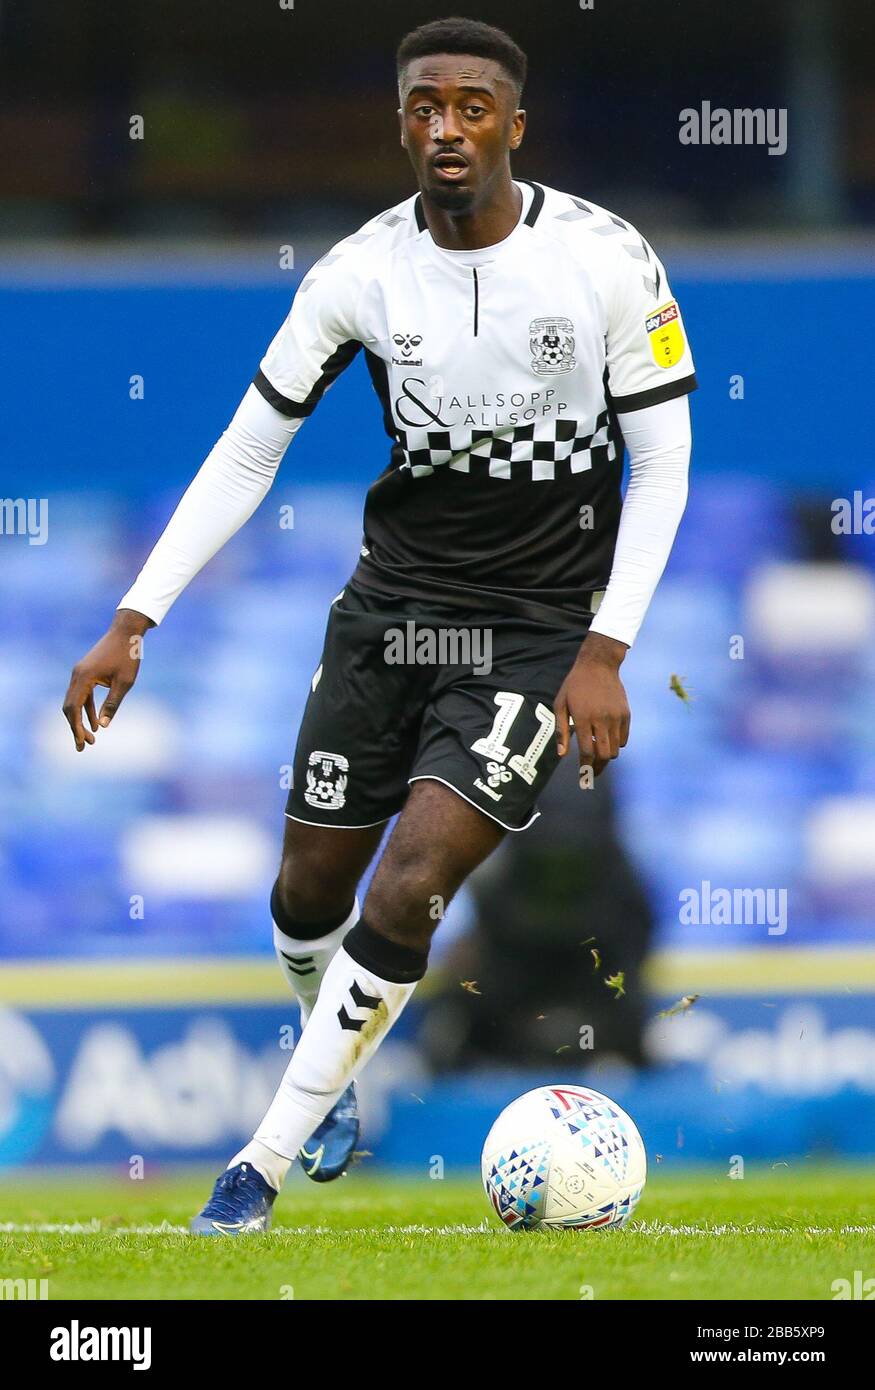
[397,409,617,480]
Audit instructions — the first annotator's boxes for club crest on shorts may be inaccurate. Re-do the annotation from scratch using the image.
[304,750,349,810]
[529,316,576,375]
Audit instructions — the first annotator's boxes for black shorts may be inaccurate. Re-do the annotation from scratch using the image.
[286,582,593,833]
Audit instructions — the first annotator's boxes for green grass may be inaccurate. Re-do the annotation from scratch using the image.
[1,1166,872,1300]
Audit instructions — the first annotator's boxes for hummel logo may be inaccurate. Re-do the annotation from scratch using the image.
[391,332,423,367]
[279,950,316,977]
[392,332,422,356]
[337,979,382,1031]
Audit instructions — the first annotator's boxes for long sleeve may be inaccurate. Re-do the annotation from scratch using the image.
[117,385,302,625]
[118,230,369,626]
[587,394,691,647]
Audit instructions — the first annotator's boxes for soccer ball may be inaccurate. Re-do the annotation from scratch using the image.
[481,1085,646,1231]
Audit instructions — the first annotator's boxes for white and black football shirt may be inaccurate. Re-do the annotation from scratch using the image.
[255,180,697,627]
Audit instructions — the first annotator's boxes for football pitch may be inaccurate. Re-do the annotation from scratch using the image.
[1,1165,872,1301]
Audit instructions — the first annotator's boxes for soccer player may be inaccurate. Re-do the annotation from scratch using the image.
[62,17,696,1234]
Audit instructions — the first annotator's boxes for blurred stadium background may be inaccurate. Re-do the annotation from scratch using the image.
[2,0,874,1175]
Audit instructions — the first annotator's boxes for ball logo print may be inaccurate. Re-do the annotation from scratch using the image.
[481,1086,647,1230]
[529,317,576,375]
[303,750,349,810]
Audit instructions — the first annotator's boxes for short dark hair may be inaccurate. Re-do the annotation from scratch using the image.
[397,17,527,98]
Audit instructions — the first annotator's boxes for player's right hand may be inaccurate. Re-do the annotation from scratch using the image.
[62,609,154,750]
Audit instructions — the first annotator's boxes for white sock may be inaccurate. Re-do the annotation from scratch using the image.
[228,1139,292,1193]
[231,899,360,1191]
[254,942,420,1161]
[273,896,359,1027]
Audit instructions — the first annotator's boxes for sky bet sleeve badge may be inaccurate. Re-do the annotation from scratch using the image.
[645,300,685,368]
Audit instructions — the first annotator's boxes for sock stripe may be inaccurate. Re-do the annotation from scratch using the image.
[343,918,428,984]
[270,880,357,941]
[281,961,317,977]
[337,1005,365,1033]
[350,980,381,1010]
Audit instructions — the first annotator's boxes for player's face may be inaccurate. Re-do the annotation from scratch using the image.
[398,54,525,212]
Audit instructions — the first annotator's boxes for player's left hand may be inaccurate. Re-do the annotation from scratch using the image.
[554,632,631,781]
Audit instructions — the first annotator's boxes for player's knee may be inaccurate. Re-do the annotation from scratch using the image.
[276,844,356,924]
[364,849,453,950]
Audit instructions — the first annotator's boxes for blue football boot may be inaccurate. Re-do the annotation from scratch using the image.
[298,1083,360,1182]
[189,1162,277,1235]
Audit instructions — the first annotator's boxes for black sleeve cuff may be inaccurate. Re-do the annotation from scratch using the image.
[610,373,698,414]
[252,369,312,418]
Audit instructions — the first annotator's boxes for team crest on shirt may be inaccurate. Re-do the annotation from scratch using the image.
[529,317,576,375]
[304,750,349,811]
[645,300,685,367]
